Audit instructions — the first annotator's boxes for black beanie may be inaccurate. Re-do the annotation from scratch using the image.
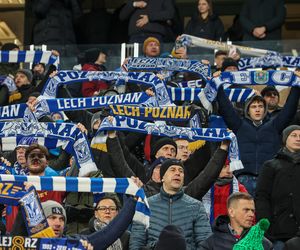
[221,57,239,72]
[160,158,184,179]
[154,225,187,250]
[150,137,177,161]
[282,125,300,145]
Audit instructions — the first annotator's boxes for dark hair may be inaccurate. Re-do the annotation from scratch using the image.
[25,144,50,160]
[227,192,253,208]
[214,50,227,58]
[95,193,122,211]
[199,0,213,20]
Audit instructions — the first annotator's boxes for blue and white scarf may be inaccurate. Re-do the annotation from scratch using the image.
[238,51,300,70]
[124,57,211,80]
[41,71,172,106]
[168,87,255,103]
[0,175,150,228]
[0,92,158,120]
[0,122,97,177]
[200,70,300,111]
[0,50,60,67]
[175,34,270,57]
[98,116,243,171]
[0,75,17,93]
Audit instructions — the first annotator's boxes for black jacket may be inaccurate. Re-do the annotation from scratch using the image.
[32,0,82,45]
[185,13,224,41]
[240,0,286,41]
[119,0,175,38]
[256,148,300,241]
[199,215,273,250]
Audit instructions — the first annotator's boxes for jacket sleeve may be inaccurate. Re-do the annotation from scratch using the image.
[264,0,286,32]
[118,134,147,183]
[33,0,52,17]
[119,0,136,21]
[184,141,211,184]
[86,196,136,248]
[255,161,275,221]
[106,136,135,177]
[48,149,71,171]
[198,238,213,250]
[129,221,148,250]
[184,147,227,200]
[239,0,256,34]
[216,87,243,133]
[10,208,28,236]
[273,86,300,132]
[194,202,212,246]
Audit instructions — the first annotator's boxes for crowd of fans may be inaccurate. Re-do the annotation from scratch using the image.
[0,0,299,250]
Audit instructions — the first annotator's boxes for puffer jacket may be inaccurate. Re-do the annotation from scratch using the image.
[216,86,300,176]
[129,188,211,250]
[256,148,300,241]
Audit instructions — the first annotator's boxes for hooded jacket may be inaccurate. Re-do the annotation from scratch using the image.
[216,86,300,176]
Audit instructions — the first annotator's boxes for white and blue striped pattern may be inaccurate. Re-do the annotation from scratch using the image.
[0,175,150,227]
[0,50,60,67]
[168,87,255,102]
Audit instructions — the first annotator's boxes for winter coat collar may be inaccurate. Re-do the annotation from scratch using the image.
[160,187,184,201]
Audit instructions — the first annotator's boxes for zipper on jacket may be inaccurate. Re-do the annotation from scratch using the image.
[169,198,173,224]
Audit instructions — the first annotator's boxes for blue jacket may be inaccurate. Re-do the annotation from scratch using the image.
[217,86,300,176]
[129,187,211,250]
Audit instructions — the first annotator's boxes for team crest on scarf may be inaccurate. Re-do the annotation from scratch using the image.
[254,71,269,84]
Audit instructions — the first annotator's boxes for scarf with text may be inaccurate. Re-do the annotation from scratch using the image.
[41,71,172,106]
[124,57,211,80]
[98,116,243,171]
[200,70,300,111]
[0,122,97,177]
[0,175,150,228]
[238,51,300,70]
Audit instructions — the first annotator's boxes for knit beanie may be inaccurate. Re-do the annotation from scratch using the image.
[42,200,67,223]
[154,225,187,250]
[260,85,279,97]
[233,218,270,250]
[16,69,33,83]
[221,58,239,72]
[282,125,300,145]
[143,37,160,55]
[160,158,184,179]
[150,137,177,161]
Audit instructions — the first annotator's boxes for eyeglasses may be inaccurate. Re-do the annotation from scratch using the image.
[289,133,300,139]
[28,153,46,159]
[95,206,117,212]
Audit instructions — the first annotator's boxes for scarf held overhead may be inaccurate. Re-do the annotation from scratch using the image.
[0,122,97,177]
[124,57,211,80]
[99,116,243,171]
[0,175,150,228]
[41,71,172,106]
[0,50,60,67]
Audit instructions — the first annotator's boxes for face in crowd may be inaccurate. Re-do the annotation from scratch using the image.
[144,41,160,57]
[155,144,176,159]
[47,214,65,238]
[95,198,119,224]
[162,164,185,195]
[14,72,30,88]
[175,139,191,162]
[26,146,48,176]
[286,130,300,153]
[248,101,265,122]
[263,91,279,111]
